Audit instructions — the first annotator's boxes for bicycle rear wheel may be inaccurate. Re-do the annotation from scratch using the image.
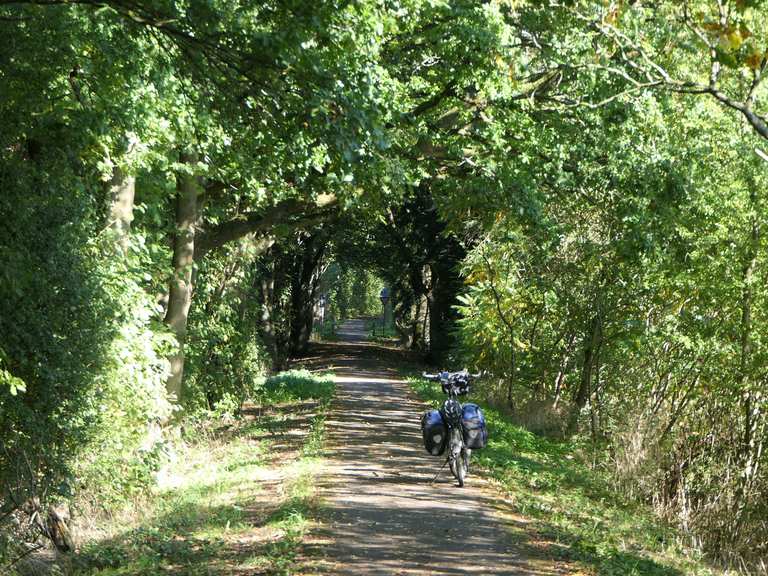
[458,447,470,486]
[448,429,467,487]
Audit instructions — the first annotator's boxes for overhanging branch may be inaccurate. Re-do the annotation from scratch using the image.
[194,198,339,261]
[568,6,768,142]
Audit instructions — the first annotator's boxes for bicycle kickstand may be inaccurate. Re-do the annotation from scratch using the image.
[430,457,449,485]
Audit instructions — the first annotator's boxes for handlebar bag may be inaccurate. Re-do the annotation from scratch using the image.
[461,403,488,449]
[442,380,470,396]
[421,409,447,456]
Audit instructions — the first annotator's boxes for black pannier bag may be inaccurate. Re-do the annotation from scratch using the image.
[461,403,488,449]
[421,409,447,456]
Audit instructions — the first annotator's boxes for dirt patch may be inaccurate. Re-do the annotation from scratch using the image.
[47,398,327,576]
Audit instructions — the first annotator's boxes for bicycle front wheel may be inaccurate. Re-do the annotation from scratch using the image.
[457,447,470,486]
[448,429,466,486]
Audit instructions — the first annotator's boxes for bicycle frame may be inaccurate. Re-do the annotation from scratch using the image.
[423,369,479,486]
[438,375,471,486]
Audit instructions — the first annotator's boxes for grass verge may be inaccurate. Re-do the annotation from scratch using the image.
[409,376,721,576]
[70,370,334,576]
[364,318,398,343]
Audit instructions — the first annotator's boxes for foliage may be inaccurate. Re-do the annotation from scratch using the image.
[0,169,175,561]
[366,318,399,342]
[0,348,26,397]
[315,319,339,342]
[321,263,385,321]
[448,79,768,567]
[2,0,768,569]
[72,371,332,576]
[1,0,386,558]
[410,376,718,576]
[184,243,271,414]
[74,240,176,506]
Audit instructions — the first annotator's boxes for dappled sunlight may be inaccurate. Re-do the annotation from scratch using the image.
[332,375,406,384]
[299,319,578,575]
[69,376,335,576]
[285,319,696,575]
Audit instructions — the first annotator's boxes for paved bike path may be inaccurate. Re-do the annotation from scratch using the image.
[302,319,570,575]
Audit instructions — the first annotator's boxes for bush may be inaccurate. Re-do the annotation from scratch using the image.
[261,370,335,404]
[0,157,116,519]
[0,154,176,560]
[74,244,176,506]
[183,252,270,415]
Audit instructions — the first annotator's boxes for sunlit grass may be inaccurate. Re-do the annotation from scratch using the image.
[73,372,334,575]
[260,369,335,405]
[409,376,720,576]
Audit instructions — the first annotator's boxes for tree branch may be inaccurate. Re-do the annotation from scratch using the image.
[569,5,768,142]
[194,198,339,261]
[407,81,457,119]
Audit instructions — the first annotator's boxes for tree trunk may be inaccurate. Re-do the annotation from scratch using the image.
[739,184,759,457]
[426,247,463,363]
[553,332,576,410]
[568,310,602,433]
[392,288,414,347]
[590,345,603,442]
[391,267,429,351]
[419,293,430,350]
[506,343,517,410]
[411,266,430,351]
[411,289,429,351]
[107,165,136,253]
[163,151,199,402]
[288,232,328,356]
[734,179,761,523]
[260,274,288,371]
[258,244,294,371]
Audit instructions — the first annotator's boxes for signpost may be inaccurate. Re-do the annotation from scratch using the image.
[379,287,390,334]
[317,294,326,324]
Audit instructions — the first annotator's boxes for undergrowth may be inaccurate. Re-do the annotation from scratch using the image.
[313,319,339,342]
[409,376,722,576]
[365,318,398,342]
[70,370,334,576]
[260,369,335,405]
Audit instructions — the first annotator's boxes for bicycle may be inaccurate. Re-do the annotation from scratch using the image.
[422,370,484,487]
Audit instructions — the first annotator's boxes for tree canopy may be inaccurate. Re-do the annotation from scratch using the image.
[2,0,768,570]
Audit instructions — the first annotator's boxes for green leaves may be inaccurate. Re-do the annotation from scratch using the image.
[0,350,25,396]
[2,1,767,568]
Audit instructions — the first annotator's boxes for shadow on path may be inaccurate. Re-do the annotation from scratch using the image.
[294,319,572,576]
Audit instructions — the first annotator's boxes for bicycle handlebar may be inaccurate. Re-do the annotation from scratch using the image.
[422,370,482,381]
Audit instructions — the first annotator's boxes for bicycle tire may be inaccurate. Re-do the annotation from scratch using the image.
[448,430,467,487]
[457,447,469,487]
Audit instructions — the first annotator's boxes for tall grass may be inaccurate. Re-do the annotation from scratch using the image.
[68,371,335,576]
[409,376,721,576]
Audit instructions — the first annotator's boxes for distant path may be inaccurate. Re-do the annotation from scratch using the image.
[297,319,571,575]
